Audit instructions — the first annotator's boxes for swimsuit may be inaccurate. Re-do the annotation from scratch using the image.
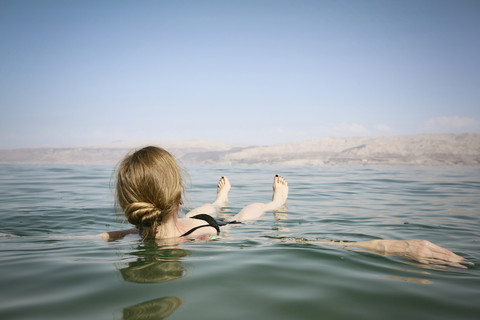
[180,214,241,237]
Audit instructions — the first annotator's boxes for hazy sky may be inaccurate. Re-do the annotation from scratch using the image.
[1,0,479,147]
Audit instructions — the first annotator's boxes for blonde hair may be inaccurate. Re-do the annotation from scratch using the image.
[116,146,184,239]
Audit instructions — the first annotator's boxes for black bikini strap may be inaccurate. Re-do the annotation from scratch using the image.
[190,214,220,233]
[181,224,211,237]
[181,214,221,237]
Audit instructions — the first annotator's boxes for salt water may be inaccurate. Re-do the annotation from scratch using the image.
[0,165,479,320]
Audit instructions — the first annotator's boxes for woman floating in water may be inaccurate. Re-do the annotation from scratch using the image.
[99,146,287,241]
[100,146,470,268]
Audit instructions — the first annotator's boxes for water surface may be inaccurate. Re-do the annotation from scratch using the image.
[0,165,479,319]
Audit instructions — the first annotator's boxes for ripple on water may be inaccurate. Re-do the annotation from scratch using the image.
[0,165,479,320]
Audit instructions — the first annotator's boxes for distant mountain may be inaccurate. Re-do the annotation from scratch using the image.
[0,139,236,165]
[215,133,480,166]
[85,138,235,151]
[1,134,479,166]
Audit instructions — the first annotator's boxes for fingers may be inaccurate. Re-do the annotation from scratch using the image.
[427,242,468,264]
[408,240,472,269]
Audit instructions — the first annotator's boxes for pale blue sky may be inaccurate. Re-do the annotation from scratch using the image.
[1,0,479,147]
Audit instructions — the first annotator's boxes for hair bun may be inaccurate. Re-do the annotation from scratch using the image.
[125,202,162,227]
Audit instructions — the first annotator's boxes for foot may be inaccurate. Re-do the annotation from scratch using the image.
[265,175,288,211]
[212,176,231,207]
[272,174,288,204]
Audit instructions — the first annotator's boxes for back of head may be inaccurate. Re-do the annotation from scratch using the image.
[116,146,183,239]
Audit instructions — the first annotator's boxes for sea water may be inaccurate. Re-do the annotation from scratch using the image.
[0,164,479,320]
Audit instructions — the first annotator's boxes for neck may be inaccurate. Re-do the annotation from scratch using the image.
[154,208,181,239]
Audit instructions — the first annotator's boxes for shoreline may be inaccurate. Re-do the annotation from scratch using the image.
[1,133,479,166]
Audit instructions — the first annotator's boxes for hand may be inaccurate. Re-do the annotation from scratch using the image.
[400,239,471,268]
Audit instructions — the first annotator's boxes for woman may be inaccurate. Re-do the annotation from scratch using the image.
[99,146,288,241]
[100,146,470,268]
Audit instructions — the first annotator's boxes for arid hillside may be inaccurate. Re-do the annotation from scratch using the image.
[1,134,479,166]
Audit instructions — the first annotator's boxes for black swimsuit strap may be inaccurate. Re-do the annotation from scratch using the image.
[181,214,221,237]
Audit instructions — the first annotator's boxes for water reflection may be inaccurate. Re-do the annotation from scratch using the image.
[115,241,188,319]
[116,240,190,283]
[123,296,182,320]
[380,276,432,284]
[272,210,291,237]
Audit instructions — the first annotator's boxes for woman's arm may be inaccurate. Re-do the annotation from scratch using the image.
[97,228,138,240]
[329,239,471,268]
